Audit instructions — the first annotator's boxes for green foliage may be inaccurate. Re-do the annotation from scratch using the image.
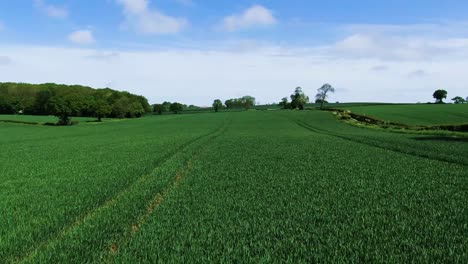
[290,87,309,110]
[225,96,256,110]
[433,89,448,103]
[451,96,465,104]
[153,104,165,115]
[278,97,291,109]
[91,99,112,122]
[47,94,81,125]
[170,102,184,114]
[162,101,172,111]
[212,99,223,112]
[0,82,150,124]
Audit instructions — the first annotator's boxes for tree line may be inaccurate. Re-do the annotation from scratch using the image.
[152,102,202,114]
[160,96,257,115]
[153,96,257,115]
[0,82,151,125]
[433,90,468,104]
[2,82,464,125]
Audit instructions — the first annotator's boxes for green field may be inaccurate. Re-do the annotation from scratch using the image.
[338,104,468,126]
[0,115,96,124]
[0,109,467,263]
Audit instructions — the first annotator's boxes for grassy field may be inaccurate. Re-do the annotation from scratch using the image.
[337,104,468,126]
[0,115,96,124]
[0,108,466,263]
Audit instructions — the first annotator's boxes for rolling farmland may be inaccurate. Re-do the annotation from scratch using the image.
[0,107,467,263]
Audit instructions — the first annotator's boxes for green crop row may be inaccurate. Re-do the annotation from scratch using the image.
[0,110,466,263]
[0,114,226,263]
[110,111,467,263]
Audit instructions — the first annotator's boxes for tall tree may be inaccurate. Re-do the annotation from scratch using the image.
[47,95,81,125]
[212,99,223,112]
[433,90,448,104]
[290,87,309,110]
[241,96,256,110]
[91,98,111,121]
[316,84,335,109]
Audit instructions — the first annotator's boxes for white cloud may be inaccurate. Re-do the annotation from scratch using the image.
[68,30,95,45]
[331,33,435,60]
[222,5,276,32]
[328,22,468,61]
[1,43,468,105]
[117,0,148,14]
[34,0,68,19]
[3,21,468,105]
[116,0,187,34]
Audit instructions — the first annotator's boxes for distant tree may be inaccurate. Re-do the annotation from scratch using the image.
[279,97,290,109]
[0,82,149,119]
[433,89,448,104]
[153,104,164,115]
[112,97,131,118]
[290,87,309,110]
[33,90,53,115]
[241,96,256,109]
[0,96,14,114]
[224,96,256,110]
[47,95,81,125]
[316,84,335,109]
[212,99,223,112]
[162,101,172,111]
[127,101,145,118]
[224,99,233,109]
[89,91,111,122]
[135,95,152,113]
[451,96,465,104]
[170,102,183,114]
[91,98,111,122]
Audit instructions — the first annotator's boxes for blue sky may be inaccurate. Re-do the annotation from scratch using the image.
[1,0,468,104]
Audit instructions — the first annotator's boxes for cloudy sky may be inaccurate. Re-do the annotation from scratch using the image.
[1,0,468,105]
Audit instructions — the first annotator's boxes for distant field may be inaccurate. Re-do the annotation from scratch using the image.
[337,104,468,126]
[0,110,466,262]
[0,115,96,124]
